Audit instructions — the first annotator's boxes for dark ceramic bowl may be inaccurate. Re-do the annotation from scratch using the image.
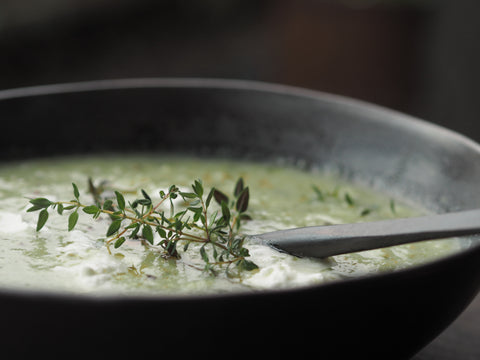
[1,79,479,358]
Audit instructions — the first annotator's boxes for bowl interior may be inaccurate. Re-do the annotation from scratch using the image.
[3,80,480,216]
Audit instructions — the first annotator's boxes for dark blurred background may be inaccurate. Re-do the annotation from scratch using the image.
[0,0,479,141]
[0,1,479,358]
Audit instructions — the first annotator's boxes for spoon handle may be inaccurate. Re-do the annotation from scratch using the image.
[256,209,480,258]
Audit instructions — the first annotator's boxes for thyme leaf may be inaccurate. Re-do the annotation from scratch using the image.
[36,209,49,231]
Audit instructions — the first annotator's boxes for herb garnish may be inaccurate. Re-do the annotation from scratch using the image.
[27,178,258,274]
[312,184,398,217]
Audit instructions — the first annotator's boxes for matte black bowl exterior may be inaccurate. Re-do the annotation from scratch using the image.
[1,79,479,358]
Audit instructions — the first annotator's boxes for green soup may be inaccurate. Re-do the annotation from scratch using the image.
[0,154,461,296]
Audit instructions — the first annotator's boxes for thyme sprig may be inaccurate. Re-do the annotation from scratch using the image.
[27,178,258,274]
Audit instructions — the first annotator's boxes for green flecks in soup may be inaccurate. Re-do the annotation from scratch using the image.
[0,155,461,296]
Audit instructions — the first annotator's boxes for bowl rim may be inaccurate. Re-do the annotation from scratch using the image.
[1,77,480,301]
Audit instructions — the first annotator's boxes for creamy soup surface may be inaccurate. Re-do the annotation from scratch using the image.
[0,155,461,296]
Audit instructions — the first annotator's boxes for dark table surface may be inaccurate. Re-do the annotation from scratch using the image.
[412,294,480,359]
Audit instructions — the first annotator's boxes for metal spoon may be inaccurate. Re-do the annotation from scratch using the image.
[255,208,480,258]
